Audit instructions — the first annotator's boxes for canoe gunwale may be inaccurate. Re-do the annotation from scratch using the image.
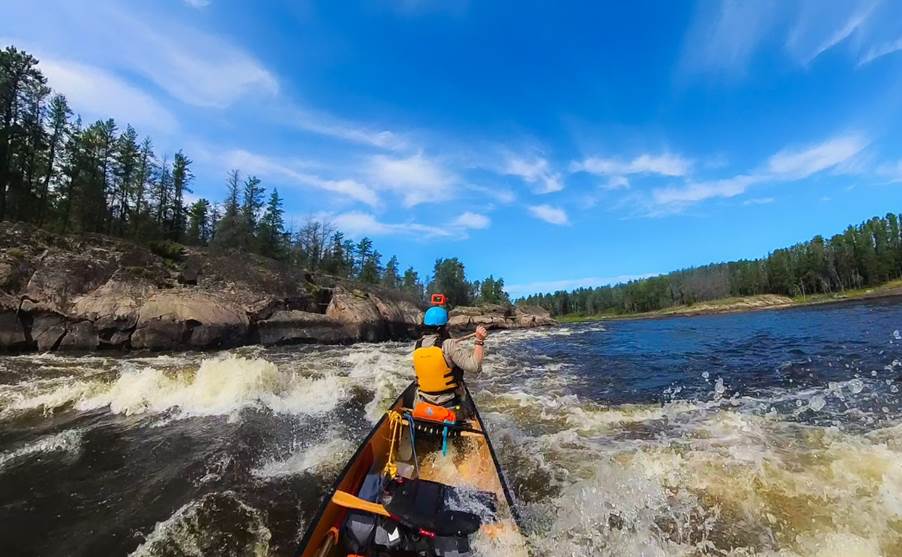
[293,380,522,556]
[293,382,415,557]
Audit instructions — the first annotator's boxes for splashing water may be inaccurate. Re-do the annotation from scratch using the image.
[1,298,901,556]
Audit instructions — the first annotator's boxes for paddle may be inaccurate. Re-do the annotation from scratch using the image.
[331,490,391,517]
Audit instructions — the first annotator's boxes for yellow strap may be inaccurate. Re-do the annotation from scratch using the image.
[332,490,391,517]
[383,410,403,478]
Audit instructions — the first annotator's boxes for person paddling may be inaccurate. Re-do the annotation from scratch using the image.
[412,294,487,416]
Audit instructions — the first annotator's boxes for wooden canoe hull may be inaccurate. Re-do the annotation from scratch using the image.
[295,382,521,557]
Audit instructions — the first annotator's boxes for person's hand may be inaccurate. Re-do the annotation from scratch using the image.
[475,326,488,341]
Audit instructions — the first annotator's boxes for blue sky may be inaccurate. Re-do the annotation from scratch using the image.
[4,1,902,296]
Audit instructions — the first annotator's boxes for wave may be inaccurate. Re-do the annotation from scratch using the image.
[0,429,83,471]
[129,491,271,557]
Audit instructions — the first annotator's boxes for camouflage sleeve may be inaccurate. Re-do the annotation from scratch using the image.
[443,338,482,374]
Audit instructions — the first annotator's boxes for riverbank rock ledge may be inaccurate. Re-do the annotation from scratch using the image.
[0,223,554,352]
[448,304,557,331]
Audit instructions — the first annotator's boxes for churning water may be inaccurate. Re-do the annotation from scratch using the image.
[1,298,901,556]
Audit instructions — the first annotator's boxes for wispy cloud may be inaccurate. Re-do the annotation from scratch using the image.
[743,197,775,205]
[859,36,902,66]
[183,0,211,8]
[648,134,867,214]
[681,0,781,75]
[877,160,902,182]
[601,176,630,190]
[38,57,177,133]
[369,153,455,207]
[653,175,761,206]
[221,149,381,207]
[788,1,875,65]
[528,204,569,225]
[507,274,656,297]
[330,212,451,239]
[571,153,692,178]
[683,0,893,74]
[766,134,868,178]
[503,156,563,193]
[453,211,490,230]
[288,107,407,150]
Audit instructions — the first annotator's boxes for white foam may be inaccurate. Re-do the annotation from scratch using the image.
[252,437,354,478]
[0,429,83,470]
[130,492,271,557]
[73,355,345,418]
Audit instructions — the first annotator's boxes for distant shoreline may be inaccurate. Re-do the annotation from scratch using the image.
[558,281,902,323]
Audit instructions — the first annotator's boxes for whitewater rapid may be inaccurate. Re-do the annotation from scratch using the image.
[1,299,901,556]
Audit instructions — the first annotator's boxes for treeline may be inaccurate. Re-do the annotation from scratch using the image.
[522,213,902,316]
[0,45,509,307]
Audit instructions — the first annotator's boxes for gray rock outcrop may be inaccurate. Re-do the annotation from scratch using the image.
[0,222,555,352]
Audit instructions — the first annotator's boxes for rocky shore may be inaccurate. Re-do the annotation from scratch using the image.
[0,222,556,352]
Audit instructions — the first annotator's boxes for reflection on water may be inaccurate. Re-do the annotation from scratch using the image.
[0,298,901,556]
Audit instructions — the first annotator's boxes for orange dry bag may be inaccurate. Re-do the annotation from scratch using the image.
[412,401,457,424]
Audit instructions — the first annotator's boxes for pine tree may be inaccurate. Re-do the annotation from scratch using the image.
[382,255,400,289]
[170,150,192,241]
[38,94,70,225]
[186,198,211,245]
[257,189,286,259]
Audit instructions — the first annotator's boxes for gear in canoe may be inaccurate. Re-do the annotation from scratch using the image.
[295,294,522,557]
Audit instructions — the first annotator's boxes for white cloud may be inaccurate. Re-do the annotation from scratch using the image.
[369,153,455,207]
[877,160,902,182]
[683,0,891,73]
[16,2,277,109]
[646,133,868,215]
[38,57,177,133]
[766,134,868,178]
[506,274,656,297]
[743,197,775,205]
[528,204,569,225]
[503,156,563,193]
[787,1,875,65]
[184,0,211,7]
[571,153,692,177]
[221,149,381,207]
[601,176,630,190]
[330,212,451,239]
[653,175,761,206]
[452,212,490,230]
[289,107,407,150]
[681,0,781,74]
[859,37,902,65]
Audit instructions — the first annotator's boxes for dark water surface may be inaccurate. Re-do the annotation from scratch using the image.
[1,298,901,556]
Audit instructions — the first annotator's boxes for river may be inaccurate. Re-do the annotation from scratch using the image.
[1,298,901,556]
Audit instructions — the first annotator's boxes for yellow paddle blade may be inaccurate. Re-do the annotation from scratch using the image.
[331,490,391,517]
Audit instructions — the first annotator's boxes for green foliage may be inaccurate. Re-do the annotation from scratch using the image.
[522,213,902,317]
[429,258,471,306]
[148,240,185,261]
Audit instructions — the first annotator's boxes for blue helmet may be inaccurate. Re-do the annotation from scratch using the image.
[423,306,449,327]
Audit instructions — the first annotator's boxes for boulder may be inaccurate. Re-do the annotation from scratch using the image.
[23,250,117,312]
[71,279,153,346]
[58,320,99,351]
[370,294,422,339]
[257,310,353,345]
[21,301,68,351]
[326,287,387,342]
[0,294,27,350]
[131,291,250,350]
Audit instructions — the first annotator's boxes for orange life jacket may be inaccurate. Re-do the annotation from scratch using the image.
[412,337,461,396]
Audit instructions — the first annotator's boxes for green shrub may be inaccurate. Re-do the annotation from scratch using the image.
[147,240,185,261]
[6,247,26,259]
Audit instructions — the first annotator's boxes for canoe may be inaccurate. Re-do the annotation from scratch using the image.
[295,381,523,557]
